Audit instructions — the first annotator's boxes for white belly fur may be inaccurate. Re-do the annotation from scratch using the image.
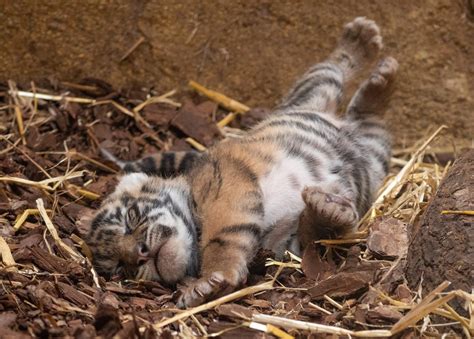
[259,156,316,229]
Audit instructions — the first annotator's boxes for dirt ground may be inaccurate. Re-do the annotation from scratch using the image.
[0,1,473,146]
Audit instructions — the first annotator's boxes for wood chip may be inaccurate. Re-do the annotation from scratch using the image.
[367,217,409,259]
[171,100,221,146]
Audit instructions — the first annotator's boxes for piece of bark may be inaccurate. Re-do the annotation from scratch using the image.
[242,298,272,309]
[366,306,403,324]
[56,282,92,307]
[367,217,408,259]
[301,243,336,281]
[308,271,373,300]
[94,303,122,337]
[27,246,84,277]
[171,100,221,146]
[216,303,255,319]
[238,107,271,129]
[307,245,384,299]
[405,150,474,313]
[0,327,31,339]
[142,104,177,126]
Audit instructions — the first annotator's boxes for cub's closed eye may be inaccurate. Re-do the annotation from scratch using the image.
[115,260,124,274]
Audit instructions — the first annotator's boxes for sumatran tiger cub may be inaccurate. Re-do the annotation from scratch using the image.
[86,17,398,308]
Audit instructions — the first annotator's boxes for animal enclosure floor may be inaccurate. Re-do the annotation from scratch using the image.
[0,1,473,337]
[0,80,471,337]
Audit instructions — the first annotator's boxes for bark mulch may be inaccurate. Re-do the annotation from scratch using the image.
[0,79,471,338]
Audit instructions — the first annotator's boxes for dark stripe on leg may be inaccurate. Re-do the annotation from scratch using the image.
[284,77,343,107]
[219,223,262,239]
[241,190,265,216]
[225,156,259,184]
[205,237,251,253]
[281,111,340,132]
[212,159,223,200]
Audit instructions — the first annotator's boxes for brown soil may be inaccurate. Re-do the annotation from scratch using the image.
[0,1,473,146]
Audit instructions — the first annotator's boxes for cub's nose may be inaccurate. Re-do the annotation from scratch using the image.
[136,242,150,266]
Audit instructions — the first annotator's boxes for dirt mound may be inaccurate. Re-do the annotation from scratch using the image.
[0,1,473,145]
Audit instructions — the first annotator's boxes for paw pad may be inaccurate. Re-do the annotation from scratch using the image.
[302,187,358,236]
[338,17,383,66]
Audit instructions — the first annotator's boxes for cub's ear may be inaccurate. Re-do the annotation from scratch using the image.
[115,173,149,194]
[126,204,141,226]
[76,207,98,239]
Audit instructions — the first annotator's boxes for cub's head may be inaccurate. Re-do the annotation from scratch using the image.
[85,173,199,285]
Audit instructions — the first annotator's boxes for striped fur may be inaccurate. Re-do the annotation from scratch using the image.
[86,17,397,308]
[101,148,200,177]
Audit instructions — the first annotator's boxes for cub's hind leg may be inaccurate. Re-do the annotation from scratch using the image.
[280,17,383,114]
[297,58,398,249]
[347,57,398,192]
[346,56,398,121]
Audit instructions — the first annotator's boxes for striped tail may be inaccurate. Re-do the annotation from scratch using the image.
[100,148,201,177]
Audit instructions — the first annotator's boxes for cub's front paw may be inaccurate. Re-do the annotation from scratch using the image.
[176,271,235,308]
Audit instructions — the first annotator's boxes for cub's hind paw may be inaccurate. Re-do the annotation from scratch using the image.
[176,271,234,308]
[334,17,383,70]
[369,57,398,89]
[347,56,399,116]
[301,187,358,237]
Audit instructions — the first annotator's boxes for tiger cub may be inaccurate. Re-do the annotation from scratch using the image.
[86,17,397,308]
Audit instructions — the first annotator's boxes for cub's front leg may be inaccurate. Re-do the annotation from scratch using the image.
[176,220,262,308]
[176,152,266,308]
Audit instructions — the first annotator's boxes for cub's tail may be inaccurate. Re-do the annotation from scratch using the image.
[100,148,201,177]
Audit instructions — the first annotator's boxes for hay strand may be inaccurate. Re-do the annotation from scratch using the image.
[189,80,249,114]
[441,210,474,216]
[188,80,250,127]
[16,90,96,104]
[36,198,84,263]
[248,322,295,339]
[0,236,17,271]
[252,314,392,337]
[120,36,145,62]
[14,208,52,232]
[153,281,274,329]
[185,137,207,151]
